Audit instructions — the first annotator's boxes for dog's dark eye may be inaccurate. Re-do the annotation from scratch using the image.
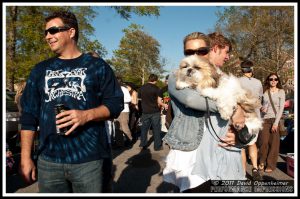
[193,65,201,70]
[180,65,187,69]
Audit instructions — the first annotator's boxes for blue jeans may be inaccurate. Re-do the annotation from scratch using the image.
[38,157,103,193]
[139,112,162,150]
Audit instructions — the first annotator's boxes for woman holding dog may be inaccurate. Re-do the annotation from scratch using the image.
[257,73,285,173]
[163,32,247,193]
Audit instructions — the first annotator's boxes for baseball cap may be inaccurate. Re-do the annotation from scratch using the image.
[241,60,253,73]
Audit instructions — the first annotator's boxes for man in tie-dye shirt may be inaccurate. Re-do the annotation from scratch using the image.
[19,10,124,193]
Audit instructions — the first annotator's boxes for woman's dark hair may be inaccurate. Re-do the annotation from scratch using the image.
[124,82,138,91]
[45,10,79,42]
[263,72,283,92]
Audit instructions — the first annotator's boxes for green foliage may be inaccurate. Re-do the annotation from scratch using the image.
[111,6,160,20]
[110,23,165,85]
[216,6,294,85]
[6,5,160,90]
[6,6,103,90]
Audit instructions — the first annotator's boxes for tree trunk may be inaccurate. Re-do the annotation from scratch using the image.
[7,6,18,91]
[142,66,145,85]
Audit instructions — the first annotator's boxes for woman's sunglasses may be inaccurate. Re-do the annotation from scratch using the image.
[44,26,71,36]
[184,47,210,56]
[269,78,278,82]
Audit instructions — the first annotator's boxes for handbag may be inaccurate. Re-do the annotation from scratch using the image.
[267,90,287,136]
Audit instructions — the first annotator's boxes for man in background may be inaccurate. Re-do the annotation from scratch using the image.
[238,60,263,181]
[139,74,167,151]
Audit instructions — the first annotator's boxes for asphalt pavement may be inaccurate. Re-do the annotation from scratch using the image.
[5,134,295,194]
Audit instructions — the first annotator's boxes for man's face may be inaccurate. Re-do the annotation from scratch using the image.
[210,45,230,67]
[184,39,209,59]
[45,18,72,54]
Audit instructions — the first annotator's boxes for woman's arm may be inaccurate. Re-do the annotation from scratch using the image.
[131,91,139,110]
[131,91,138,105]
[274,89,286,126]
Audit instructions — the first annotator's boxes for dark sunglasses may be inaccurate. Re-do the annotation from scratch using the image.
[269,78,278,81]
[44,26,71,36]
[184,47,210,56]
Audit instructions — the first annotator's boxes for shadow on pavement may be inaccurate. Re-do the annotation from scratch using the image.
[156,181,180,193]
[276,161,288,174]
[6,174,28,193]
[6,154,32,193]
[113,148,160,193]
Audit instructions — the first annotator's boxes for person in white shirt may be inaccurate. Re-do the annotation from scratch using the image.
[115,79,134,147]
[238,60,263,181]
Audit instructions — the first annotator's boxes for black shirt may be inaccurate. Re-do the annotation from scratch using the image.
[139,83,162,114]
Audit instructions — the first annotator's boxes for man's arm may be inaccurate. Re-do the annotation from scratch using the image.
[20,130,37,184]
[56,105,111,135]
[57,61,124,136]
[168,72,218,112]
[157,96,167,110]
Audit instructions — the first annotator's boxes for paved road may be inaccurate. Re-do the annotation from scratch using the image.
[6,136,294,194]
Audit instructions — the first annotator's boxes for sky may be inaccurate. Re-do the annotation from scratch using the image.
[91,5,226,75]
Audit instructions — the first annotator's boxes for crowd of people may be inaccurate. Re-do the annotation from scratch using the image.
[9,9,292,193]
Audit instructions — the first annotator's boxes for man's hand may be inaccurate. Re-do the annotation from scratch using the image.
[19,158,37,185]
[56,109,89,136]
[231,105,245,131]
[56,106,110,136]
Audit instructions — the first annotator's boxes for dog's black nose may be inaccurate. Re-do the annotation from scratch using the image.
[186,68,192,76]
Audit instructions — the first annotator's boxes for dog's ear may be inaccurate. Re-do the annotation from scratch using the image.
[200,62,220,88]
[175,69,185,90]
[211,68,221,88]
[239,92,260,113]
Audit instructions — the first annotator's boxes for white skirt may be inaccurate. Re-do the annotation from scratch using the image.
[163,148,206,192]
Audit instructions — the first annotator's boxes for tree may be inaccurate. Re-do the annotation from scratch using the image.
[215,6,294,84]
[110,6,160,20]
[6,6,18,91]
[6,6,160,91]
[110,24,165,86]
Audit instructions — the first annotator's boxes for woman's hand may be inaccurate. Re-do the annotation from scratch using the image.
[260,106,267,113]
[219,126,237,148]
[271,124,278,133]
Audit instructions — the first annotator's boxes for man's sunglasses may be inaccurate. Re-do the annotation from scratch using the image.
[184,47,210,56]
[269,78,278,81]
[44,26,71,36]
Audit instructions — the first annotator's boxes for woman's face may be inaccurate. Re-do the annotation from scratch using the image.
[268,75,279,87]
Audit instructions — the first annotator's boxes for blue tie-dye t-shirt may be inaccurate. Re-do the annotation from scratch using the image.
[20,53,124,163]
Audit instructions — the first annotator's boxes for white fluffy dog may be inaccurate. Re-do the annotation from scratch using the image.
[175,55,263,135]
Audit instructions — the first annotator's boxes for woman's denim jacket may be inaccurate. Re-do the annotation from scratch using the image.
[162,72,218,151]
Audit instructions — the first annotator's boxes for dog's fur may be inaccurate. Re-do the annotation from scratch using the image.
[175,55,263,135]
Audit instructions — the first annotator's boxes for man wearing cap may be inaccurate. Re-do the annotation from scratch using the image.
[238,60,263,181]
